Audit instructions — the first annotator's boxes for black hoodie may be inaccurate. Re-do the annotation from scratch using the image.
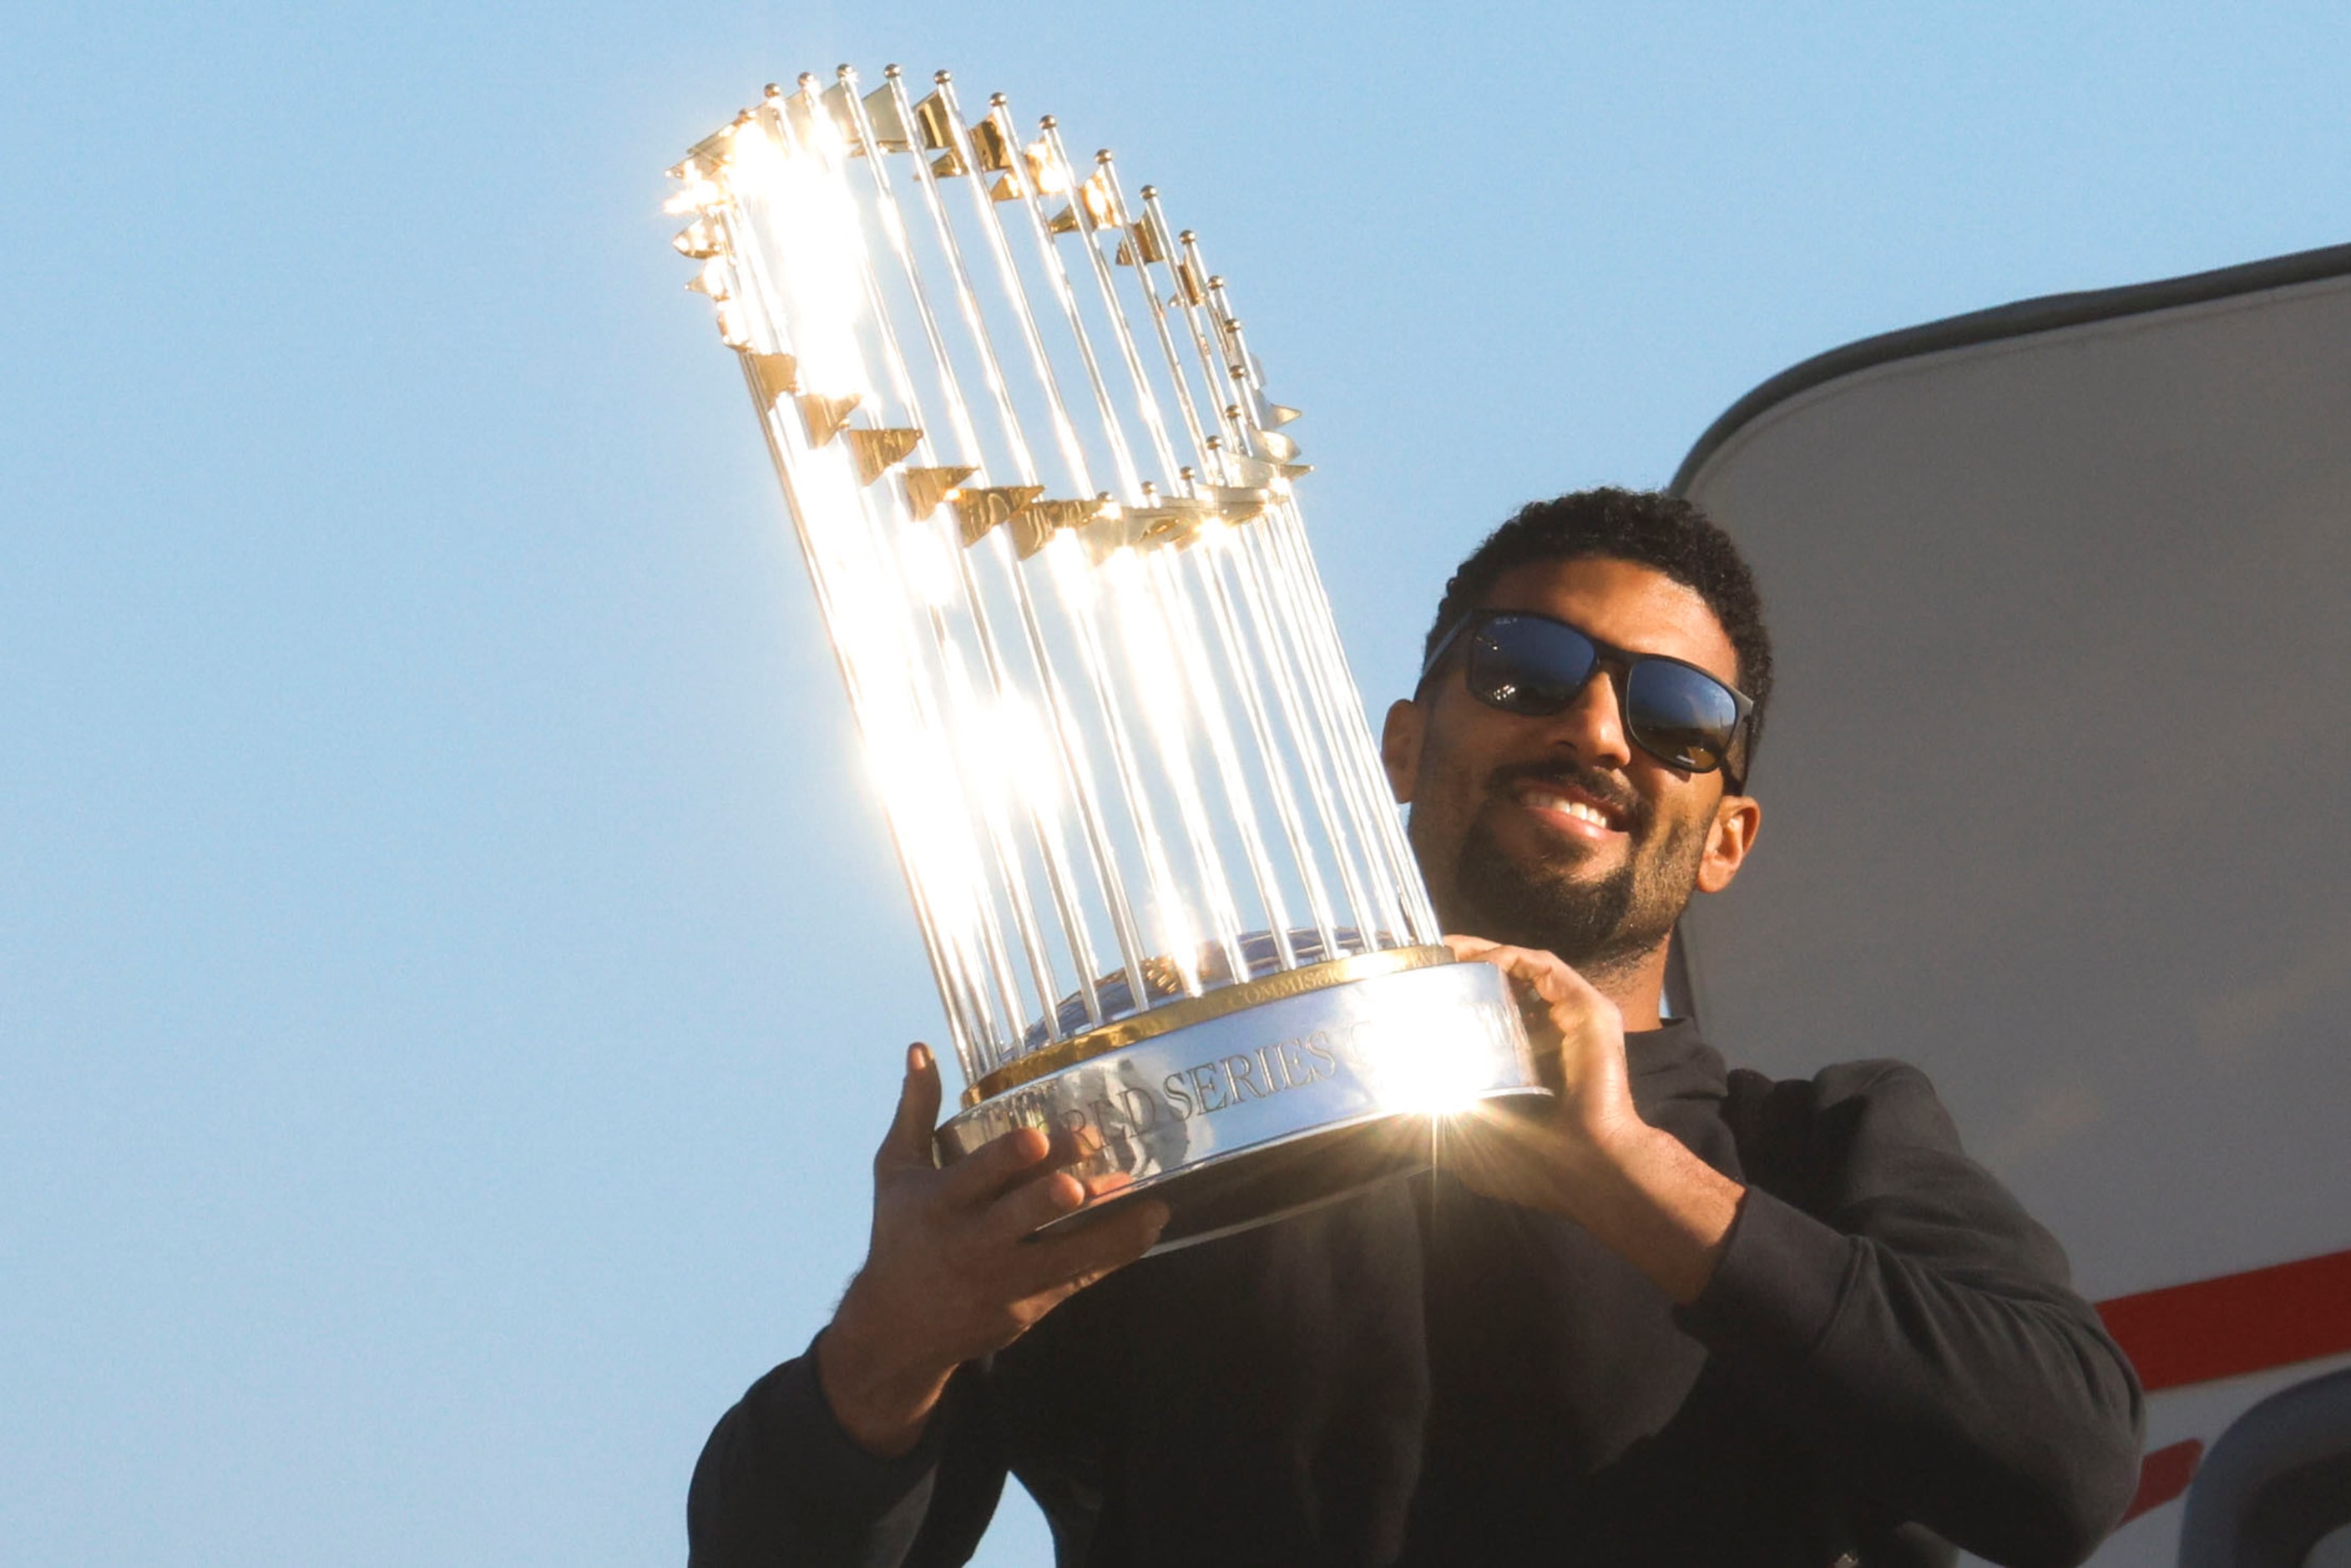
[688,1022,2144,1567]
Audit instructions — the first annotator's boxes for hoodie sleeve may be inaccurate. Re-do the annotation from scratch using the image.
[1676,1061,2145,1568]
[686,1333,1007,1568]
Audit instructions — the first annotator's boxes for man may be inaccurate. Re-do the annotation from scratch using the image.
[689,488,2144,1566]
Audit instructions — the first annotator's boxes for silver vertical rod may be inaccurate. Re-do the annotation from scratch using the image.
[881,69,1160,1019]
[1209,265,1430,943]
[930,77,1241,997]
[1100,543,1249,986]
[994,105,1145,503]
[1158,230,1390,952]
[1049,534,1207,997]
[1246,514,1412,947]
[1043,138,1186,486]
[1145,540,1296,973]
[1170,232,1254,469]
[1048,134,1307,973]
[973,104,1251,985]
[742,90,1033,1052]
[1265,501,1439,941]
[897,72,1186,1008]
[1109,190,1337,968]
[827,260,1069,1043]
[1222,512,1378,948]
[707,189,993,1078]
[740,365,986,1078]
[1191,250,1418,948]
[1192,527,1332,964]
[767,81,1034,1053]
[1143,213,1403,953]
[912,92,1194,1006]
[1160,260,1385,952]
[1130,189,1219,473]
[830,68,1095,1035]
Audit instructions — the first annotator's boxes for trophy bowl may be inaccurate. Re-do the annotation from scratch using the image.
[666,67,1546,1250]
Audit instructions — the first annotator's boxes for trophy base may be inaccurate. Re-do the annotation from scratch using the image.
[935,950,1548,1253]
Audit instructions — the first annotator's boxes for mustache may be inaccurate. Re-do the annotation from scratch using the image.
[1484,759,1651,835]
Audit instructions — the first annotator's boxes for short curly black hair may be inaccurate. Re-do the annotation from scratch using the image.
[1420,488,1775,784]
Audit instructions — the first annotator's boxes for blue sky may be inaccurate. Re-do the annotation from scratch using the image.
[3,3,2345,1562]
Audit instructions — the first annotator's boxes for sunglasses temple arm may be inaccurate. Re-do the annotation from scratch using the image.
[1417,617,1471,689]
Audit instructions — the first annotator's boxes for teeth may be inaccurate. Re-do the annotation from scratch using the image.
[1527,791,1612,828]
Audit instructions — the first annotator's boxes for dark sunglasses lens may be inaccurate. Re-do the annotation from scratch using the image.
[1624,660,1742,772]
[1466,617,1599,715]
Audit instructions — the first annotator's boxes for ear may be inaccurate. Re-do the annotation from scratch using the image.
[1380,698,1424,805]
[1694,791,1762,895]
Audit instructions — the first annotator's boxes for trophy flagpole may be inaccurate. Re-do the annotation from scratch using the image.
[847,68,1151,1026]
[824,71,1097,1044]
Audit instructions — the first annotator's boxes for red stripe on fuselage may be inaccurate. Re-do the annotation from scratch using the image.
[2116,1439,2202,1525]
[2096,1248,2351,1393]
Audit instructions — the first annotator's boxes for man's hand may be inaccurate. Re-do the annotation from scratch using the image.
[817,1044,1170,1458]
[1443,936,1745,1306]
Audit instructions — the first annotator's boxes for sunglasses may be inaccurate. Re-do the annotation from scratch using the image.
[1422,610,1753,788]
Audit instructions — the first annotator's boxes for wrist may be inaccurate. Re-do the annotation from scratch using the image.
[818,1282,957,1458]
[1550,1108,1659,1207]
[1568,1121,1744,1306]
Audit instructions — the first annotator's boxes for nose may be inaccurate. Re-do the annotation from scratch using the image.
[1549,665,1634,772]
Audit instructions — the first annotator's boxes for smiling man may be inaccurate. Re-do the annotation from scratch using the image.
[689,488,2144,1568]
[1388,527,1764,1021]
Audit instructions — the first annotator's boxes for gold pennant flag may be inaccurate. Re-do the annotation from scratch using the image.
[1223,454,1290,488]
[912,91,955,153]
[968,118,1014,174]
[1201,484,1272,525]
[847,427,923,485]
[953,485,1044,546]
[684,121,738,174]
[1023,139,1070,195]
[1008,509,1056,558]
[1025,498,1101,532]
[1014,498,1100,557]
[741,351,799,405]
[820,83,862,149]
[862,84,913,152]
[796,392,862,447]
[1255,428,1301,464]
[903,465,976,518]
[1114,220,1166,266]
[1080,172,1116,230]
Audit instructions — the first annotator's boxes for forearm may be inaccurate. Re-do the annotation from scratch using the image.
[687,1045,1147,1564]
[1682,1189,2143,1566]
[820,1282,959,1458]
[1542,1120,1744,1306]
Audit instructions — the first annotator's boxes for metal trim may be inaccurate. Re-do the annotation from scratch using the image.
[963,943,1459,1105]
[1668,240,2351,498]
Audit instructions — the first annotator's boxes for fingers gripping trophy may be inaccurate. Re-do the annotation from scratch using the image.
[667,67,1545,1252]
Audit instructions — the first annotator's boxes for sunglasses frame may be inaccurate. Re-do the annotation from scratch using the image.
[1420,609,1754,791]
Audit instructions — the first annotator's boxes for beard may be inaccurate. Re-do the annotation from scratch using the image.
[1446,761,1708,984]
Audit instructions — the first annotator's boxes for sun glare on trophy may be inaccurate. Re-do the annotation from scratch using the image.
[666,65,1549,1249]
[1392,1050,1488,1120]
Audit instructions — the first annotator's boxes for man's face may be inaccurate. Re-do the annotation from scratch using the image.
[1381,557,1760,982]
